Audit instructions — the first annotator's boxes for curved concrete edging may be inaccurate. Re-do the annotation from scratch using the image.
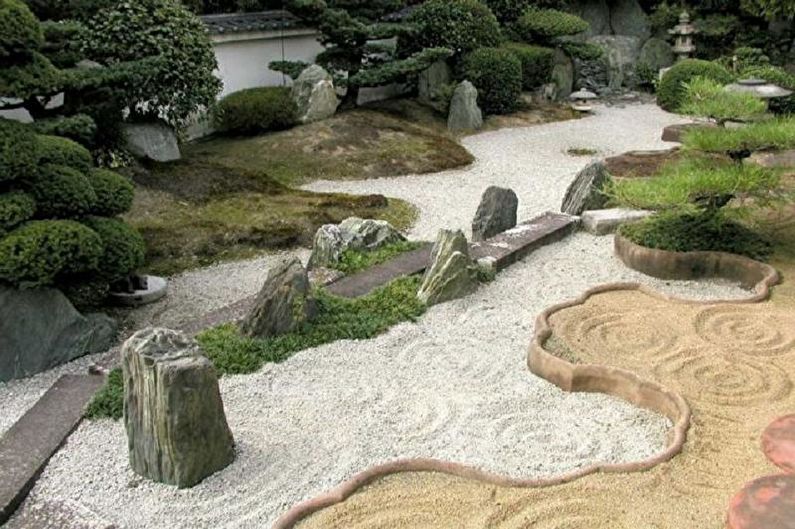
[271,252,780,529]
[614,234,779,301]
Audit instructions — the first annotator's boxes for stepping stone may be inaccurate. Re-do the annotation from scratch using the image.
[581,208,652,235]
[0,374,104,524]
[762,415,795,474]
[661,123,716,143]
[727,474,795,529]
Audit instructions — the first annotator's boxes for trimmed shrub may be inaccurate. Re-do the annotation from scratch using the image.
[740,65,795,115]
[514,8,589,42]
[82,216,145,282]
[0,191,35,234]
[481,0,535,24]
[86,168,134,216]
[0,118,39,184]
[213,87,298,135]
[657,59,734,112]
[502,42,554,89]
[27,164,97,218]
[462,47,522,115]
[31,114,97,146]
[0,219,103,287]
[0,0,43,59]
[36,134,92,173]
[402,0,501,57]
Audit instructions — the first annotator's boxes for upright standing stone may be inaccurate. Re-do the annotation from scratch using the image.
[417,229,478,306]
[240,257,316,338]
[561,160,612,215]
[123,328,235,488]
[308,224,346,270]
[418,60,453,111]
[471,186,518,242]
[292,65,338,124]
[551,49,574,100]
[448,81,483,132]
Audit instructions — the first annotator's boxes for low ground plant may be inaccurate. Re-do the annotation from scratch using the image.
[333,241,424,275]
[683,118,795,154]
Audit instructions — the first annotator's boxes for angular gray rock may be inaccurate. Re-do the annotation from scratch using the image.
[417,229,478,306]
[447,81,483,133]
[551,49,574,100]
[338,217,406,251]
[307,224,345,270]
[581,208,652,235]
[0,286,116,382]
[240,257,316,338]
[419,60,453,112]
[561,160,612,215]
[638,37,675,72]
[122,122,181,162]
[587,35,642,89]
[471,186,518,242]
[292,65,338,124]
[123,328,235,488]
[610,0,651,41]
[571,0,610,38]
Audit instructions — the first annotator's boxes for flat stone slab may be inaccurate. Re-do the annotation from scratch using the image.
[326,245,432,298]
[762,414,795,474]
[470,212,579,271]
[750,149,795,168]
[728,474,795,529]
[0,374,104,524]
[581,208,652,235]
[661,123,716,143]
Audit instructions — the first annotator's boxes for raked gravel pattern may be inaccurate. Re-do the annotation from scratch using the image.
[304,104,688,240]
[14,233,750,529]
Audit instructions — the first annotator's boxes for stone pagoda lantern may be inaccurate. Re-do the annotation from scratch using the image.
[569,89,598,112]
[669,11,697,62]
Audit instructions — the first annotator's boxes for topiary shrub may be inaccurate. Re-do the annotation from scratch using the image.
[514,8,589,43]
[82,216,145,282]
[31,114,97,146]
[27,164,97,218]
[0,118,39,183]
[0,191,35,234]
[36,134,92,173]
[462,47,522,115]
[657,59,734,112]
[502,42,554,89]
[0,219,102,287]
[0,0,43,59]
[402,0,501,57]
[213,87,298,135]
[86,168,134,216]
[481,0,535,25]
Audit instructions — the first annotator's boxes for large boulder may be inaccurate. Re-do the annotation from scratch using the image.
[447,81,483,133]
[292,65,339,124]
[587,35,642,89]
[571,0,610,38]
[307,224,345,270]
[419,60,453,112]
[123,328,235,488]
[551,49,575,100]
[0,286,116,382]
[417,229,478,306]
[561,160,612,215]
[471,186,518,242]
[638,37,675,72]
[338,217,406,251]
[610,0,651,41]
[239,257,316,338]
[122,122,180,162]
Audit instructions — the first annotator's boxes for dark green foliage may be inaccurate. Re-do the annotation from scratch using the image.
[27,164,97,218]
[0,0,43,59]
[480,0,534,24]
[0,191,35,234]
[514,8,589,43]
[82,216,145,281]
[31,114,97,145]
[559,41,603,61]
[620,211,773,261]
[0,118,38,183]
[657,59,734,112]
[502,42,554,89]
[683,118,795,153]
[349,47,453,87]
[198,275,426,375]
[0,50,61,101]
[85,169,134,216]
[85,368,123,420]
[333,240,424,275]
[269,60,310,80]
[213,87,298,135]
[79,0,221,126]
[402,0,501,56]
[462,47,522,115]
[0,219,102,287]
[36,134,92,173]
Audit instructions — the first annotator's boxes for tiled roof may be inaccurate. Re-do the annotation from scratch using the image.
[201,10,309,35]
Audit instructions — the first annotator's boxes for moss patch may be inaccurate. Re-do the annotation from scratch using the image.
[333,241,425,275]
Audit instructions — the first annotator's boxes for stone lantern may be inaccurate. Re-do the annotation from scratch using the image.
[569,89,598,112]
[669,11,697,62]
[725,78,793,101]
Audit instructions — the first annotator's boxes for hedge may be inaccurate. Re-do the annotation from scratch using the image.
[82,216,145,282]
[36,134,92,173]
[657,59,734,112]
[27,164,97,218]
[462,47,522,115]
[0,118,38,183]
[403,0,501,57]
[86,168,134,216]
[502,42,554,89]
[213,87,298,135]
[0,191,35,234]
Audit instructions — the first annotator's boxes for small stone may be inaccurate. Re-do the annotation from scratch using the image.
[122,122,181,162]
[561,160,611,215]
[123,328,235,488]
[447,81,483,132]
[417,229,478,306]
[292,65,338,124]
[581,208,652,235]
[471,186,518,242]
[239,258,316,338]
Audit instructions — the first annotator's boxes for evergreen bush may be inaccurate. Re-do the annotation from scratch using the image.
[0,191,35,234]
[28,164,97,218]
[502,42,554,89]
[514,8,589,43]
[0,118,38,183]
[86,168,134,216]
[462,47,522,114]
[403,0,501,57]
[83,216,145,282]
[657,59,734,112]
[36,134,92,173]
[213,87,298,135]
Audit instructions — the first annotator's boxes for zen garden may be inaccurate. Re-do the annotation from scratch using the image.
[4,0,795,527]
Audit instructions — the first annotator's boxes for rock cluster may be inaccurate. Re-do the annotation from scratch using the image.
[123,328,235,488]
[417,229,478,306]
[308,217,406,269]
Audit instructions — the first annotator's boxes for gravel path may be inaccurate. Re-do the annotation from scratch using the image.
[304,104,687,240]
